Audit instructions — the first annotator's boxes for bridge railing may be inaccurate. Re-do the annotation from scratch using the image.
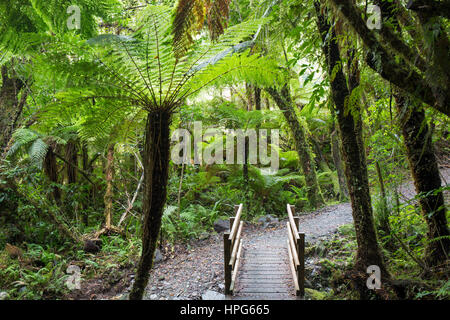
[286,204,305,297]
[223,203,244,295]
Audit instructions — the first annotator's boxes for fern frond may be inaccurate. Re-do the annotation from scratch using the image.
[7,128,40,158]
[207,0,231,41]
[172,0,206,58]
[28,138,49,169]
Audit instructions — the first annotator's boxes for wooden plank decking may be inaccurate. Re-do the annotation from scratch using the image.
[232,245,298,300]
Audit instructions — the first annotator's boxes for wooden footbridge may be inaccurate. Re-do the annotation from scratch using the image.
[223,204,305,300]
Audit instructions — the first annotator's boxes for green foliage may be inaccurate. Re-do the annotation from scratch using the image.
[162,202,223,242]
[0,244,68,299]
[0,0,120,60]
[2,0,449,301]
[415,280,450,300]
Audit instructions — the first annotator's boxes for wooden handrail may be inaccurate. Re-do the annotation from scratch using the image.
[287,240,300,292]
[286,203,305,297]
[229,203,243,241]
[287,204,300,239]
[229,221,243,267]
[224,204,244,295]
[287,222,300,267]
[229,240,243,293]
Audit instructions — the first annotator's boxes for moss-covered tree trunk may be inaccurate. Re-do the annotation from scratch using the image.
[266,86,324,209]
[65,140,78,184]
[330,121,348,199]
[375,160,392,242]
[395,94,449,267]
[315,2,390,294]
[255,87,262,111]
[0,64,26,156]
[0,63,26,231]
[375,0,449,267]
[104,143,115,230]
[43,147,61,204]
[129,109,172,300]
[81,144,90,225]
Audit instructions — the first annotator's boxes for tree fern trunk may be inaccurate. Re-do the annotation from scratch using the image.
[44,147,61,204]
[65,140,78,184]
[130,109,172,300]
[255,87,261,111]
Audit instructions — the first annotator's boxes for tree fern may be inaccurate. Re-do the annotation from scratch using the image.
[48,5,280,121]
[7,128,49,169]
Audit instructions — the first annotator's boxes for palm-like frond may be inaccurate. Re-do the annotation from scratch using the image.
[172,0,206,58]
[29,138,49,169]
[7,128,41,158]
[42,4,281,152]
[172,0,232,58]
[207,0,231,41]
[7,128,50,169]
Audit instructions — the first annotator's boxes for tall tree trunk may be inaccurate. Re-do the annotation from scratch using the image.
[375,161,391,240]
[0,64,26,155]
[246,82,254,111]
[315,2,390,294]
[129,109,172,300]
[81,144,89,225]
[266,86,324,208]
[395,95,450,267]
[376,0,449,267]
[243,136,249,184]
[65,140,78,184]
[64,140,78,219]
[265,97,270,110]
[255,87,262,111]
[243,83,254,184]
[104,143,115,230]
[331,122,349,199]
[0,63,27,236]
[44,147,61,204]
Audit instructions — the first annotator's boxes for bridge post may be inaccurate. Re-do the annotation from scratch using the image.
[223,231,232,295]
[296,232,305,297]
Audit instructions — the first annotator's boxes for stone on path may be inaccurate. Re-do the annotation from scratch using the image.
[202,290,225,300]
[213,219,229,232]
[154,249,163,263]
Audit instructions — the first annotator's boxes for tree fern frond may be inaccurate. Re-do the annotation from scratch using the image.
[184,49,283,100]
[28,138,49,169]
[207,0,231,41]
[7,128,41,158]
[172,0,206,58]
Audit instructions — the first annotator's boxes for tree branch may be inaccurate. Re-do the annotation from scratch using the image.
[328,0,450,117]
[407,0,450,19]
